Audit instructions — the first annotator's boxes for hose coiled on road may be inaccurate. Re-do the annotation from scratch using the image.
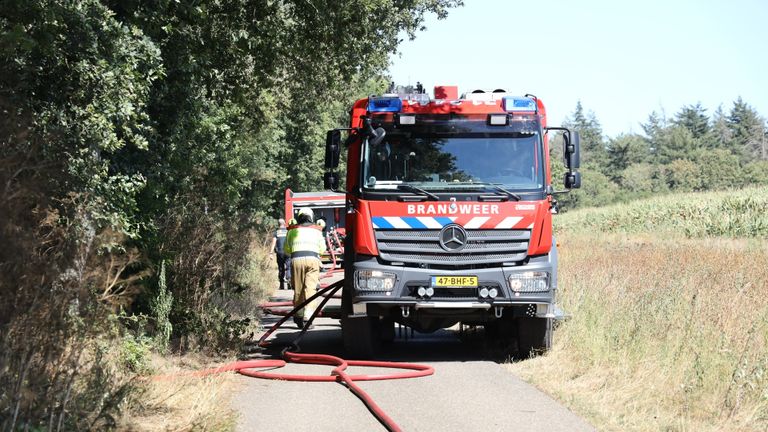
[154,280,433,432]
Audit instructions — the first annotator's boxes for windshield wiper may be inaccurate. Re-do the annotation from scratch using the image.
[489,185,521,201]
[447,182,523,201]
[396,184,439,201]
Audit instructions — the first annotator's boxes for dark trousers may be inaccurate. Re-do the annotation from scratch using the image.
[276,253,287,288]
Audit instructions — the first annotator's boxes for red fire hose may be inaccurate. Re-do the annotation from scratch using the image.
[155,281,433,432]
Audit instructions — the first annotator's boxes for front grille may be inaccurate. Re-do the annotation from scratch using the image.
[376,229,530,266]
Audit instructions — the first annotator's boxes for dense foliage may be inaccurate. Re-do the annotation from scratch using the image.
[0,0,461,429]
[554,99,768,209]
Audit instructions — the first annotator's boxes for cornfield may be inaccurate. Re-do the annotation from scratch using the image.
[510,187,768,431]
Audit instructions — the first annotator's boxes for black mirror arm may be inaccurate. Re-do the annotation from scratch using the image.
[360,116,386,146]
[546,184,570,195]
[361,116,377,137]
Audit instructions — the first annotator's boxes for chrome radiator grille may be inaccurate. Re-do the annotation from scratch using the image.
[375,229,530,266]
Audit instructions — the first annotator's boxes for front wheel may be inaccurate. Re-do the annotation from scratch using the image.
[516,317,552,359]
[340,285,380,359]
[341,315,380,359]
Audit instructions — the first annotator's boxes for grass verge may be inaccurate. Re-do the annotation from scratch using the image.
[121,234,275,430]
[124,353,239,431]
[510,188,768,431]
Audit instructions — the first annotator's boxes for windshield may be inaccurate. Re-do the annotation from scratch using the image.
[362,134,544,191]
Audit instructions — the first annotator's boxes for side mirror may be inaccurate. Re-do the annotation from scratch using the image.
[325,130,341,169]
[564,171,581,189]
[564,130,581,170]
[324,172,339,191]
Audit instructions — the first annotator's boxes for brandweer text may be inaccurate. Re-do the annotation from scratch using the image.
[406,204,500,215]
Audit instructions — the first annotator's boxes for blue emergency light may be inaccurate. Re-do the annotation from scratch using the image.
[503,96,537,112]
[368,96,403,113]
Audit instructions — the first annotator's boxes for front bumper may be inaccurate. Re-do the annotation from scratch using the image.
[349,251,558,318]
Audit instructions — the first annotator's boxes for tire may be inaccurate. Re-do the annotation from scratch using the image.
[516,317,552,359]
[340,283,380,359]
[342,315,380,359]
[380,317,395,343]
[484,319,515,359]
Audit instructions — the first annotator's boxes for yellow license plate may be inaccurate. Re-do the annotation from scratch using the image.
[430,276,478,287]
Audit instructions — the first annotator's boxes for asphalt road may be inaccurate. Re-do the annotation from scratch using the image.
[231,289,594,432]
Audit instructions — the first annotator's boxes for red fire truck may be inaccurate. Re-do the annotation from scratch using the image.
[284,189,345,230]
[284,188,346,267]
[323,86,581,358]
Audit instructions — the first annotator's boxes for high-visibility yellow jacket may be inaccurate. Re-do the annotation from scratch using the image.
[283,224,326,258]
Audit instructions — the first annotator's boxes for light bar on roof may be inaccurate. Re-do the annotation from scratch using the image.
[368,96,402,112]
[502,96,537,112]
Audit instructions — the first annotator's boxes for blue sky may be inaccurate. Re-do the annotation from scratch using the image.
[388,0,768,138]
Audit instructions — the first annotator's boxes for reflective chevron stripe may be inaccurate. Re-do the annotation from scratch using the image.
[371,216,528,230]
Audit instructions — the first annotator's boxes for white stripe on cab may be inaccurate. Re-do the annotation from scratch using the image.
[416,217,443,229]
[384,217,411,229]
[496,216,522,229]
[464,217,490,229]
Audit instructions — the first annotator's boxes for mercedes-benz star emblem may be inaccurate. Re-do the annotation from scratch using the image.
[439,224,468,252]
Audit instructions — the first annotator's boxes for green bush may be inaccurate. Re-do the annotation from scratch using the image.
[696,149,743,190]
[120,335,153,375]
[151,261,173,352]
[665,159,702,191]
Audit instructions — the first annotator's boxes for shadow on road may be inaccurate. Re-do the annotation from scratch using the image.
[245,317,524,365]
[248,287,532,363]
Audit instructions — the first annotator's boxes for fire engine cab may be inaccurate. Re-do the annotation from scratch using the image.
[323,86,581,358]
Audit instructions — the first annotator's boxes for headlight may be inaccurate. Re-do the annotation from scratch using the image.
[355,270,396,292]
[508,271,549,292]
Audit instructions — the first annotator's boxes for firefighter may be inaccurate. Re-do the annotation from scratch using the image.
[285,217,298,287]
[269,218,289,290]
[283,208,326,329]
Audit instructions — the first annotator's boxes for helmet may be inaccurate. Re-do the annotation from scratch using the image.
[297,207,314,222]
[288,218,297,226]
[317,219,326,229]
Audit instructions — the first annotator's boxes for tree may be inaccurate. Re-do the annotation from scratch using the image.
[656,126,698,164]
[1,1,162,428]
[605,133,651,180]
[743,161,768,186]
[727,97,767,161]
[706,105,734,151]
[0,0,465,428]
[557,167,621,209]
[563,101,606,167]
[665,159,701,191]
[695,149,742,190]
[619,163,668,196]
[672,102,710,139]
[641,110,667,159]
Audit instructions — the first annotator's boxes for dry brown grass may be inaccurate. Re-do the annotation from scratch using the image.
[509,232,768,431]
[123,353,239,431]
